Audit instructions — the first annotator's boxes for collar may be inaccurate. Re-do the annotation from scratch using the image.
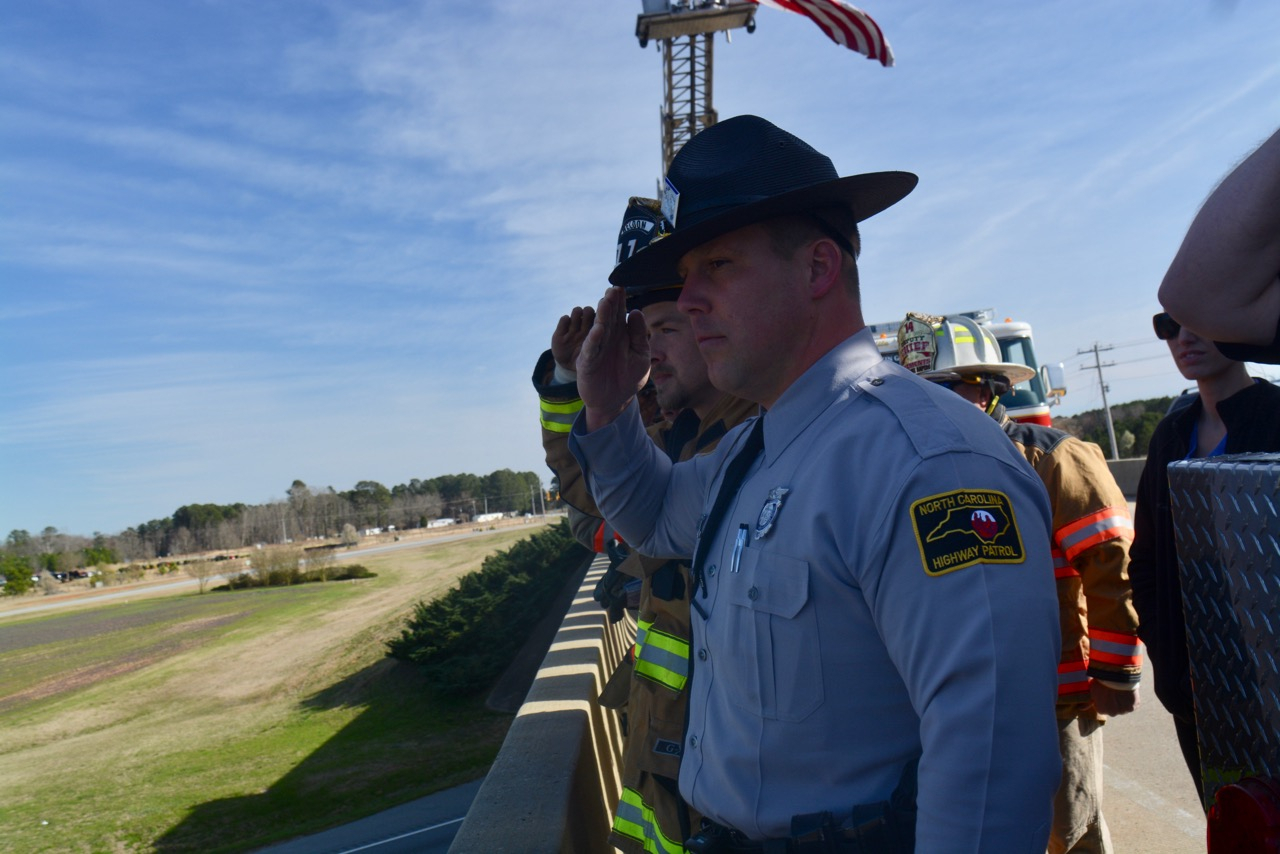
[760,327,885,467]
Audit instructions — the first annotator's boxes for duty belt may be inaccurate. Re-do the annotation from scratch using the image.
[685,761,917,854]
[686,813,912,854]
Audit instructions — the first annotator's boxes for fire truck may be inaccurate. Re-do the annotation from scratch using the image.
[868,308,1066,426]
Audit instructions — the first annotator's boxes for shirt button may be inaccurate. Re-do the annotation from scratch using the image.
[698,648,707,661]
[708,564,717,577]
[748,586,760,600]
[690,735,699,748]
[870,377,885,386]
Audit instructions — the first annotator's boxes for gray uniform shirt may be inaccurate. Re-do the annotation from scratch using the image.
[571,329,1062,852]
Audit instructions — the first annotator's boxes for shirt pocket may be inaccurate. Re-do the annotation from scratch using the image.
[724,548,824,722]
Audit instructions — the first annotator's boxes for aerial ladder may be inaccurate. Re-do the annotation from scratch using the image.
[634,0,757,172]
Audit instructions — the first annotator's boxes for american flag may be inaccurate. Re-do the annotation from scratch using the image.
[747,0,894,67]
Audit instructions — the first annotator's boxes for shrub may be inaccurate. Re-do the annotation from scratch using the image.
[385,519,590,696]
[223,562,376,590]
[3,554,35,596]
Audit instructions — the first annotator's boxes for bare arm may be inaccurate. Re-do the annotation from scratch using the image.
[1159,126,1280,344]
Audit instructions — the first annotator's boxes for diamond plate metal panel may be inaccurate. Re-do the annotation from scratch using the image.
[1169,453,1280,807]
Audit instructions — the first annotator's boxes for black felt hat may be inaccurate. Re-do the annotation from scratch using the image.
[609,115,917,289]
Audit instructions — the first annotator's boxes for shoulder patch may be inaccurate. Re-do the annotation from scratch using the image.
[910,489,1026,576]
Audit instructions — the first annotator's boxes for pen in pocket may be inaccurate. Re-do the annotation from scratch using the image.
[730,523,748,573]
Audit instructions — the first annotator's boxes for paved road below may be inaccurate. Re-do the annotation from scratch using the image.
[251,778,483,854]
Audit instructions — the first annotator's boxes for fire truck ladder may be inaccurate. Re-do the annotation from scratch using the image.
[636,1,757,172]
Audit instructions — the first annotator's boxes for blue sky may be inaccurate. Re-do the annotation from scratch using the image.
[2,0,1278,538]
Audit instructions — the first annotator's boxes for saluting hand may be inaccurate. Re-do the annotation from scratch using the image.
[579,286,649,431]
[552,306,595,374]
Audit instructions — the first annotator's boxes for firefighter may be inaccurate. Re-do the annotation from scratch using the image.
[898,312,1142,854]
[533,197,755,854]
[571,116,1061,852]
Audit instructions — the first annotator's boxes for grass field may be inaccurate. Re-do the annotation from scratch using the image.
[0,523,556,853]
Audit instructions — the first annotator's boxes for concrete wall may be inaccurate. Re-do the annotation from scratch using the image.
[1106,458,1147,499]
[449,554,633,854]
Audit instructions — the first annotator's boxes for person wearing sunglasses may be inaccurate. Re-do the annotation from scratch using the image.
[898,312,1141,854]
[1158,125,1280,365]
[1129,312,1280,803]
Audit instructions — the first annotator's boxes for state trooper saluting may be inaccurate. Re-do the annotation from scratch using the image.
[568,116,1063,852]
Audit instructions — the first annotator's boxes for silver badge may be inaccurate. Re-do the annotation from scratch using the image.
[755,487,790,540]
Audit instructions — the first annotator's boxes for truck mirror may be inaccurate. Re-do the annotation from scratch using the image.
[1041,363,1067,401]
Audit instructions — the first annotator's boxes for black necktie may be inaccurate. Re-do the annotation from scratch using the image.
[690,416,764,614]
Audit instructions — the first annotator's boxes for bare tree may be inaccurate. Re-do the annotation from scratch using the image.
[185,559,219,594]
[168,527,195,558]
[255,545,303,585]
[306,548,337,582]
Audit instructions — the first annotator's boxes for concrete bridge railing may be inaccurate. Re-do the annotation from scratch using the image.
[449,554,631,853]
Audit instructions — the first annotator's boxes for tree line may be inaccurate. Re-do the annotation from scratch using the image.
[3,469,553,578]
[1052,396,1177,459]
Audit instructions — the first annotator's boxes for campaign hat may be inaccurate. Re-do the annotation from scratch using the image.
[609,115,917,289]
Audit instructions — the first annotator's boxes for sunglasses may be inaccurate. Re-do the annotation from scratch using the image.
[937,375,987,391]
[1153,312,1181,341]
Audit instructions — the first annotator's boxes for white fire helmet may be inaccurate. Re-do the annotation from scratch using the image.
[897,312,1036,395]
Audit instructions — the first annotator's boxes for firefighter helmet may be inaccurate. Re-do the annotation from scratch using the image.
[616,196,681,311]
[897,312,1036,394]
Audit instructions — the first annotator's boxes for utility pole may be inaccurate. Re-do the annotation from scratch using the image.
[1079,343,1120,461]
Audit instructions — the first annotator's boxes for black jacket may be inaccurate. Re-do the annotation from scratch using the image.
[1129,379,1280,721]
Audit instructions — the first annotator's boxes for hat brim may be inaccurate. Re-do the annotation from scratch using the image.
[609,171,918,289]
[920,364,1038,387]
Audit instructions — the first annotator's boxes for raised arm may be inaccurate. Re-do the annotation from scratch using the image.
[1159,125,1280,346]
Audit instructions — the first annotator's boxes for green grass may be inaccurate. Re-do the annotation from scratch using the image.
[0,524,551,853]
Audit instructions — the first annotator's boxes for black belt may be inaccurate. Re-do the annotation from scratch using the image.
[686,761,918,854]
[688,814,910,854]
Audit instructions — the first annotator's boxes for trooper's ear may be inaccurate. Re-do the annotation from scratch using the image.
[806,235,844,300]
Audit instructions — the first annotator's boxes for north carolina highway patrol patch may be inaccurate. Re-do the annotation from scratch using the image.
[910,489,1026,577]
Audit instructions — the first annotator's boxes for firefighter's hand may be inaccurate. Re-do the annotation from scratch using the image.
[579,287,649,431]
[1092,681,1139,717]
[552,306,595,374]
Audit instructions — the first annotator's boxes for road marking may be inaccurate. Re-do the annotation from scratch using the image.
[335,816,465,853]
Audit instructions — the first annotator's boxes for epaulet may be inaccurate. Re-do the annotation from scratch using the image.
[854,363,980,460]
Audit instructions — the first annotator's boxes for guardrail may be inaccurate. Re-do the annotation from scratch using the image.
[449,554,631,853]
